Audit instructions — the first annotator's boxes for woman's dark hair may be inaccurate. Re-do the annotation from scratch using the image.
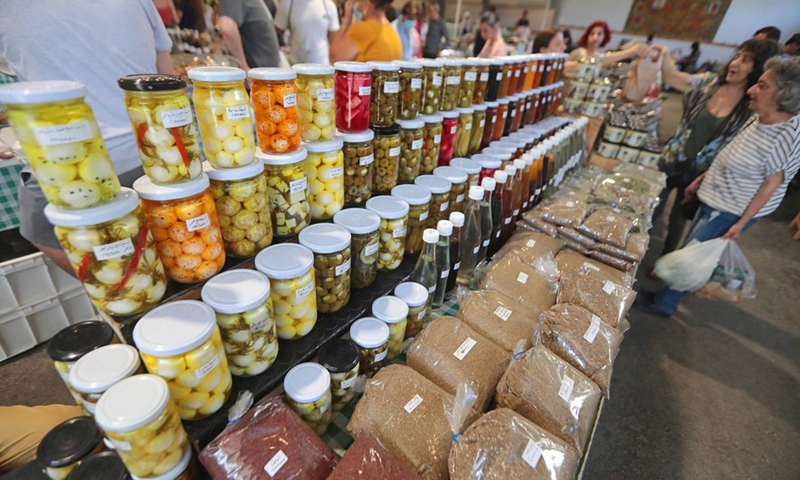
[563,29,572,43]
[578,20,611,48]
[369,0,394,11]
[691,41,700,51]
[718,39,780,89]
[480,12,500,27]
[532,28,560,53]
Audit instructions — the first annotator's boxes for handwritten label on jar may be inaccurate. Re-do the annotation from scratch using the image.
[186,213,211,232]
[389,146,401,157]
[472,245,480,254]
[317,88,334,101]
[360,153,374,166]
[335,258,351,276]
[34,120,93,146]
[250,319,270,333]
[480,72,489,82]
[418,309,427,319]
[503,110,508,118]
[432,75,442,86]
[420,210,429,221]
[282,93,297,107]
[603,280,617,295]
[374,349,388,362]
[480,119,486,128]
[411,139,423,150]
[433,134,442,144]
[428,285,436,294]
[453,337,477,360]
[464,71,478,82]
[496,72,503,81]
[522,440,542,469]
[226,105,250,120]
[516,272,529,284]
[584,315,602,343]
[358,86,371,96]
[329,166,343,178]
[341,375,357,389]
[494,306,512,321]
[446,76,461,85]
[492,115,497,124]
[290,177,308,193]
[195,354,220,380]
[558,375,575,402]
[404,394,423,413]
[441,201,449,211]
[526,239,537,248]
[496,230,501,238]
[513,209,520,216]
[93,238,134,261]
[365,242,379,256]
[453,261,460,270]
[440,269,449,279]
[384,81,400,94]
[160,107,192,128]
[392,226,406,238]
[483,239,490,247]
[296,282,314,299]
[264,450,288,477]
[504,216,511,225]
[515,69,521,77]
[411,78,423,90]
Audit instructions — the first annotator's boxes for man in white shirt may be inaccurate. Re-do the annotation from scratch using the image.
[274,0,340,64]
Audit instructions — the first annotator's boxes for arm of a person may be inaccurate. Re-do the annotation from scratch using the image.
[217,16,250,70]
[190,0,207,31]
[156,51,175,74]
[329,2,359,63]
[327,0,341,44]
[723,171,783,239]
[684,171,708,199]
[661,47,691,92]
[169,0,181,25]
[441,19,451,47]
[602,42,647,65]
[273,0,289,37]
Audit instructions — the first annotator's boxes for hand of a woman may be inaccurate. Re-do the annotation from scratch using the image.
[722,222,744,240]
[684,179,701,199]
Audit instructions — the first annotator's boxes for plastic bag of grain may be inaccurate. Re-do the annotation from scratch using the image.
[557,226,597,249]
[456,289,541,353]
[625,232,649,261]
[537,303,623,397]
[407,316,510,412]
[495,346,601,454]
[539,197,590,228]
[199,397,338,479]
[348,365,480,480]
[587,250,635,271]
[557,267,636,329]
[480,255,558,310]
[592,243,640,263]
[327,432,422,479]
[555,249,631,288]
[493,230,565,264]
[577,208,634,248]
[448,408,580,480]
[520,210,559,237]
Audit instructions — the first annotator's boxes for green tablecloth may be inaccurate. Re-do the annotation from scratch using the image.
[0,163,22,231]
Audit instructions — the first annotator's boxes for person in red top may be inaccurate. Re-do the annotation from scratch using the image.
[153,0,180,27]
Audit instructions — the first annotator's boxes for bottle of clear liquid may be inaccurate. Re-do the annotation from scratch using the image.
[477,179,494,262]
[410,228,439,309]
[456,186,484,287]
[498,168,515,244]
[446,212,463,292]
[432,220,452,308]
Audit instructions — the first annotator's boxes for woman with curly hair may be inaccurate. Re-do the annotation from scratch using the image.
[568,20,647,65]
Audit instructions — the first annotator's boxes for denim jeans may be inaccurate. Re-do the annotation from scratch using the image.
[654,203,757,314]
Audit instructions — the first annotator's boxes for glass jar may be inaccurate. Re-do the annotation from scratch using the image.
[396,118,425,183]
[472,154,502,182]
[515,57,527,94]
[440,59,463,111]
[341,130,375,206]
[134,173,225,283]
[468,104,487,155]
[118,75,202,184]
[372,125,401,193]
[284,362,333,435]
[372,296,409,361]
[486,58,504,102]
[490,139,523,160]
[450,158,482,187]
[419,59,444,115]
[517,91,532,128]
[510,130,536,152]
[531,53,545,89]
[513,158,531,213]
[438,110,458,166]
[48,321,118,405]
[305,137,345,220]
[481,101,498,149]
[367,61,400,128]
[204,160,272,258]
[0,81,120,209]
[453,107,474,158]
[95,375,190,477]
[523,55,536,91]
[394,60,423,119]
[248,68,301,154]
[258,147,311,236]
[134,301,233,420]
[497,59,512,99]
[255,243,317,340]
[333,61,372,133]
[298,224,352,313]
[64,451,130,480]
[45,189,167,315]
[512,95,526,132]
[292,64,336,142]
[482,146,514,168]
[492,98,510,142]
[506,58,520,96]
[503,95,518,137]
[539,54,552,87]
[393,282,429,339]
[434,165,469,213]
[37,416,103,480]
[458,59,478,108]
[420,113,443,174]
[189,67,255,169]
[201,269,279,377]
[391,184,431,255]
[333,208,381,289]
[318,339,360,411]
[69,345,142,416]
[472,58,491,104]
[365,196,409,271]
[349,317,390,376]
[414,174,452,229]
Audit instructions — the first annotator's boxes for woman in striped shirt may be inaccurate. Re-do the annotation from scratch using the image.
[639,56,800,317]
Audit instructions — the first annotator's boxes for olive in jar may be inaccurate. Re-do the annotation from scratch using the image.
[420,114,443,175]
[367,61,400,128]
[341,130,375,206]
[393,60,423,119]
[334,208,381,289]
[396,118,425,184]
[298,223,352,314]
[372,125,401,193]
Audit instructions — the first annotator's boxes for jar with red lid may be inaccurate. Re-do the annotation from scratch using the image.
[420,113,443,174]
[481,101,498,149]
[497,59,512,99]
[437,110,458,166]
[333,61,372,133]
[492,99,509,142]
[248,68,301,154]
[472,58,491,104]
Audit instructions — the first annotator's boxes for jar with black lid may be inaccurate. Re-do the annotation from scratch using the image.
[317,339,361,411]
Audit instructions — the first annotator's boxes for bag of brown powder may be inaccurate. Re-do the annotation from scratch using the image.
[520,210,559,237]
[555,249,631,288]
[625,232,650,261]
[480,255,558,310]
[588,250,635,272]
[539,197,590,228]
[327,432,421,479]
[456,289,541,353]
[492,230,564,264]
[558,226,597,249]
[592,243,640,263]
[577,208,634,248]
[556,267,637,329]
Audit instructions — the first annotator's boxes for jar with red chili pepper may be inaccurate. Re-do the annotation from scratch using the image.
[333,61,372,133]
[437,110,458,166]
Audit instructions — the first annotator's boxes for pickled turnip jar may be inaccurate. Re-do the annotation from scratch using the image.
[394,282,429,339]
[367,61,400,128]
[201,269,279,377]
[372,125,401,193]
[434,166,469,213]
[391,184,431,255]
[472,58,491,104]
[333,208,381,289]
[450,157,482,188]
[189,67,256,169]
[396,118,424,183]
[420,114,443,175]
[298,223,352,314]
[419,59,443,114]
[440,59,463,111]
[438,110,458,166]
[333,61,372,133]
[248,68,301,154]
[284,363,333,435]
[468,104,487,155]
[255,243,318,340]
[372,295,409,361]
[258,147,311,236]
[366,196,410,271]
[68,345,143,415]
[318,339,360,411]
[341,130,375,206]
[134,173,225,284]
[305,137,344,220]
[414,174,452,229]
[119,75,203,184]
[0,81,120,209]
[458,58,478,108]
[350,318,390,376]
[292,64,336,142]
[453,107,474,158]
[393,60,423,119]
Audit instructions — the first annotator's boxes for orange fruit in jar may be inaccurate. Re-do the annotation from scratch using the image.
[168,222,194,242]
[267,105,287,124]
[158,239,183,258]
[253,90,274,108]
[278,119,298,137]
[182,237,205,255]
[151,226,169,242]
[273,85,295,106]
[170,267,196,283]
[270,134,290,153]
[200,228,220,245]
[176,253,202,270]
[197,261,220,280]
[202,242,223,261]
[257,119,278,136]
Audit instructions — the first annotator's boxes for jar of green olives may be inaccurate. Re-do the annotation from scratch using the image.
[283,363,333,434]
[453,107,474,158]
[318,339,360,411]
[298,223,352,314]
[419,59,443,114]
[440,59,463,111]
[393,281,429,339]
[341,130,375,206]
[419,114,443,175]
[333,208,381,289]
[449,157,482,187]
[349,317,390,376]
[414,174,452,229]
[367,61,400,128]
[472,58,492,104]
[433,166,469,213]
[468,103,487,155]
[372,296,409,361]
[458,58,479,108]
[372,125,401,193]
[393,60,423,119]
[396,118,424,183]
[366,196,410,271]
[391,184,431,255]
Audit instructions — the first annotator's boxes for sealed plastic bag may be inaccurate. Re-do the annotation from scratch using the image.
[480,255,558,310]
[457,289,542,353]
[654,238,728,292]
[557,267,636,329]
[578,208,634,248]
[588,250,635,272]
[520,210,559,237]
[448,408,580,480]
[492,230,564,264]
[539,197,590,228]
[557,226,597,249]
[555,250,631,288]
[696,241,757,302]
[327,432,422,479]
[623,51,663,105]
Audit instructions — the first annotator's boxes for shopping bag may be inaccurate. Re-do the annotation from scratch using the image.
[653,238,727,292]
[622,49,662,105]
[696,241,757,302]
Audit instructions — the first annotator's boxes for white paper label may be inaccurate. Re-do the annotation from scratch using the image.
[326,167,343,179]
[465,122,472,131]
[494,306,512,321]
[411,138,423,150]
[525,239,536,248]
[584,315,602,343]
[365,242,379,256]
[433,134,442,144]
[160,107,192,128]
[283,93,297,107]
[404,394,423,413]
[559,375,575,402]
[320,395,331,413]
[428,285,436,294]
[450,125,457,134]
[296,282,314,299]
[456,193,465,203]
[496,230,502,238]
[195,354,220,379]
[513,209,520,215]
[393,226,407,238]
[250,319,270,332]
[480,119,486,128]
[411,78,423,90]
[290,177,308,193]
[539,64,545,72]
[472,245,480,254]
[335,258,351,276]
[358,86,371,96]
[453,337,477,360]
[516,272,528,284]
[453,261,461,270]
[503,110,508,119]
[384,81,400,94]
[583,262,600,272]
[93,238,134,261]
[264,451,288,477]
[603,280,617,294]
[341,375,357,389]
[389,146,401,157]
[317,88,334,101]
[441,201,449,211]
[465,71,478,82]
[420,210,429,221]
[492,115,498,124]
[226,105,250,120]
[515,69,521,77]
[504,217,511,225]
[528,101,533,110]
[606,215,616,222]
[480,72,489,82]
[360,153,374,166]
[483,239,490,247]
[418,309,427,319]
[496,72,503,81]
[186,213,211,232]
[522,440,542,469]
[375,349,388,362]
[432,75,442,86]
[110,439,132,451]
[446,75,461,85]
[33,120,94,146]
[440,269,449,279]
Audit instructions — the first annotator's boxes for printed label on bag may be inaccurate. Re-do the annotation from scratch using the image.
[603,280,617,294]
[433,133,442,144]
[317,88,334,101]
[341,375,358,389]
[583,262,600,272]
[329,166,343,178]
[365,242,379,256]
[335,259,351,276]
[186,214,211,232]
[93,238,134,261]
[480,72,489,82]
[404,394,423,413]
[441,201,449,211]
[584,315,601,343]
[411,78,423,90]
[516,272,529,284]
[446,75,461,85]
[34,120,94,147]
[494,306,512,321]
[290,177,308,194]
[606,215,616,222]
[558,375,575,402]
[440,269,449,279]
[226,105,250,120]
[525,239,537,248]
[389,146,401,157]
[412,138,423,150]
[384,81,400,94]
[358,86,371,96]
[296,282,314,299]
[264,450,288,477]
[453,337,477,360]
[522,440,542,468]
[433,74,443,86]
[465,71,478,82]
[374,349,388,362]
[359,153,374,166]
[160,107,192,128]
[420,210,429,221]
[393,226,407,238]
[195,354,220,380]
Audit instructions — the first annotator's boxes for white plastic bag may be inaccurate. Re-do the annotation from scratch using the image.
[696,241,756,302]
[654,238,727,292]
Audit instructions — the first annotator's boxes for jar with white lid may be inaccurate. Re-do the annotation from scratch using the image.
[94,375,189,478]
[258,147,311,236]
[188,67,255,169]
[482,146,513,168]
[333,61,372,133]
[68,344,143,415]
[419,59,443,114]
[45,188,167,316]
[437,109,458,165]
[37,416,104,480]
[481,101,499,149]
[298,223,352,313]
[419,113,443,174]
[133,301,233,420]
[371,295,409,360]
[396,118,425,183]
[393,60,423,119]
[440,59,463,111]
[393,282,429,339]
[391,184,431,255]
[255,243,317,339]
[341,130,375,206]
[283,363,333,434]
[203,160,272,258]
[367,61,400,127]
[433,166,469,213]
[248,67,301,154]
[458,58,479,108]
[365,196,409,271]
[492,98,509,142]
[305,137,345,219]
[349,317,390,376]
[449,158,481,188]
[317,339,360,411]
[472,58,491,104]
[453,107,474,158]
[333,208,380,289]
[201,269,278,377]
[468,104,487,155]
[292,64,336,142]
[133,173,225,283]
[0,81,120,209]
[372,124,401,193]
[473,154,502,183]
[413,174,451,229]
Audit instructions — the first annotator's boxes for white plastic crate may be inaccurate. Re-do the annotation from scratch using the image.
[45,256,83,292]
[59,287,98,325]
[0,253,58,313]
[0,308,37,362]
[23,296,70,344]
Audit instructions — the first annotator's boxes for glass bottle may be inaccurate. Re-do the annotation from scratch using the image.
[477,181,493,263]
[433,220,451,308]
[482,177,502,258]
[410,229,439,309]
[513,159,530,215]
[498,168,515,244]
[505,164,523,221]
[455,186,483,287]
[446,212,463,292]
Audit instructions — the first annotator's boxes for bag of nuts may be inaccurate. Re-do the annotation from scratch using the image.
[556,267,637,329]
[456,289,541,354]
[479,254,558,310]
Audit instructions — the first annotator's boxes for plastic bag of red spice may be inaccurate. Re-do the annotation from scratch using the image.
[199,396,338,479]
[327,431,422,479]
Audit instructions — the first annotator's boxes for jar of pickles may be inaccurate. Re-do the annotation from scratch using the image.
[349,317,390,376]
[367,61,400,128]
[0,81,120,209]
[118,75,203,184]
[468,104,487,155]
[305,137,344,220]
[472,154,502,182]
[472,58,491,104]
[393,282,429,339]
[201,269,279,377]
[318,339,360,411]
[440,59,462,111]
[419,59,443,114]
[292,64,336,142]
[420,114,443,174]
[249,68,301,154]
[68,345,142,415]
[414,174,451,229]
[298,223,352,313]
[438,110,458,166]
[396,118,424,183]
[372,125,401,193]
[333,61,372,133]
[94,375,190,477]
[134,173,225,283]
[449,158,482,187]
[493,98,510,142]
[372,296,409,361]
[433,166,468,213]
[481,101,498,149]
[255,243,317,339]
[46,188,168,315]
[333,208,380,289]
[283,363,333,435]
[204,160,272,258]
[453,107,473,158]
[134,301,233,420]
[48,321,118,405]
[482,146,514,167]
[341,130,375,206]
[37,416,103,480]
[365,196,409,271]
[458,59,478,108]
[393,60,423,119]
[391,184,431,255]
[258,147,311,236]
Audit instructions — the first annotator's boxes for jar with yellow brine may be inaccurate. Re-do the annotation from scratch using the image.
[391,184,431,255]
[453,107,473,158]
[68,345,142,416]
[305,137,344,220]
[393,60,422,119]
[366,196,409,271]
[350,318,390,376]
[420,114,443,174]
[372,125,401,193]
[440,59,462,111]
[284,363,333,434]
[396,118,424,183]
[299,224,352,314]
[434,166,468,213]
[258,147,311,236]
[450,157,482,187]
[419,59,443,114]
[318,339,360,411]
[292,64,336,142]
[334,208,380,289]
[414,174,451,229]
[394,282,429,339]
[248,68,301,154]
[341,130,375,206]
[372,296,409,361]
[458,58,478,108]
[468,104,487,155]
[367,61,400,127]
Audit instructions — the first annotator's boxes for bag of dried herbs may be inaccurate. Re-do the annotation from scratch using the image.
[327,432,421,479]
[492,230,564,264]
[457,289,542,353]
[556,267,637,329]
[479,254,558,310]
